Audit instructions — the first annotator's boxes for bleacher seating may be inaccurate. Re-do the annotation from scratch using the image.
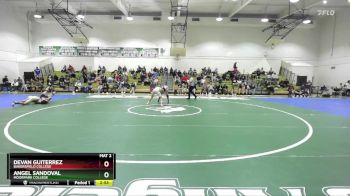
[3,65,318,96]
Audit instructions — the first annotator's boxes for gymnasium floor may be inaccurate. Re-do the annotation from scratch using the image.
[0,93,350,195]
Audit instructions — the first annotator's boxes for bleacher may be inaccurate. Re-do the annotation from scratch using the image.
[2,65,312,96]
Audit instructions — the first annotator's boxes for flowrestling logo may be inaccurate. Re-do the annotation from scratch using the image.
[0,179,349,196]
[146,106,186,113]
[128,104,202,117]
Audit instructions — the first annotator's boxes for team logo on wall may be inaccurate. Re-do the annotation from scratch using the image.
[128,104,202,117]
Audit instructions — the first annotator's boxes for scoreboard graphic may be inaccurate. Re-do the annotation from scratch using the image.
[7,153,116,186]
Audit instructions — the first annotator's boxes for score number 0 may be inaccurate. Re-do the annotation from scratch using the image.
[104,160,110,178]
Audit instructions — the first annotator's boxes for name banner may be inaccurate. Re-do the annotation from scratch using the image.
[39,46,159,58]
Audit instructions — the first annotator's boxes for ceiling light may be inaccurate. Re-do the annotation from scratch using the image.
[322,0,327,4]
[216,17,223,22]
[261,18,269,23]
[33,2,43,19]
[303,19,311,24]
[126,16,134,21]
[33,14,43,19]
[168,16,174,20]
[290,0,299,3]
[76,14,85,20]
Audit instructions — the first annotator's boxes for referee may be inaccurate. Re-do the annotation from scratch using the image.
[187,77,197,99]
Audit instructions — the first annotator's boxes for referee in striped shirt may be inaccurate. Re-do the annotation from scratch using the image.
[187,77,197,99]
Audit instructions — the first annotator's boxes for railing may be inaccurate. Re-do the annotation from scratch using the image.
[279,66,297,84]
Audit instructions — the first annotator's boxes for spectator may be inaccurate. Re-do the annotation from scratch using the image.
[81,65,88,83]
[11,79,19,92]
[34,67,41,78]
[181,75,189,84]
[67,65,75,77]
[201,80,208,96]
[59,76,65,89]
[53,74,58,82]
[86,78,93,94]
[344,80,350,96]
[61,65,67,73]
[130,82,136,95]
[17,77,23,91]
[47,75,54,87]
[288,85,294,98]
[95,76,103,94]
[249,83,256,95]
[74,80,82,93]
[97,66,102,75]
[2,75,11,92]
[22,80,28,92]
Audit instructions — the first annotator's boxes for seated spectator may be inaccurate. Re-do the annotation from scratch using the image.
[47,75,54,87]
[59,76,65,88]
[136,65,142,73]
[208,83,214,94]
[266,81,275,95]
[237,81,243,95]
[300,85,310,97]
[86,79,93,94]
[68,64,74,72]
[321,86,331,97]
[61,65,67,73]
[22,80,28,92]
[344,80,350,96]
[2,75,11,92]
[267,68,274,75]
[122,66,127,72]
[254,68,261,77]
[16,77,23,91]
[294,89,303,97]
[11,79,19,92]
[249,83,256,95]
[81,65,87,73]
[67,64,75,75]
[53,74,58,82]
[107,76,114,83]
[144,77,150,86]
[74,80,82,92]
[64,75,70,89]
[181,75,189,84]
[90,72,96,80]
[272,73,278,81]
[97,66,102,75]
[288,85,294,98]
[33,78,44,92]
[279,80,289,88]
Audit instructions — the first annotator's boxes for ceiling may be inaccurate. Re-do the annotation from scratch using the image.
[3,0,350,23]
